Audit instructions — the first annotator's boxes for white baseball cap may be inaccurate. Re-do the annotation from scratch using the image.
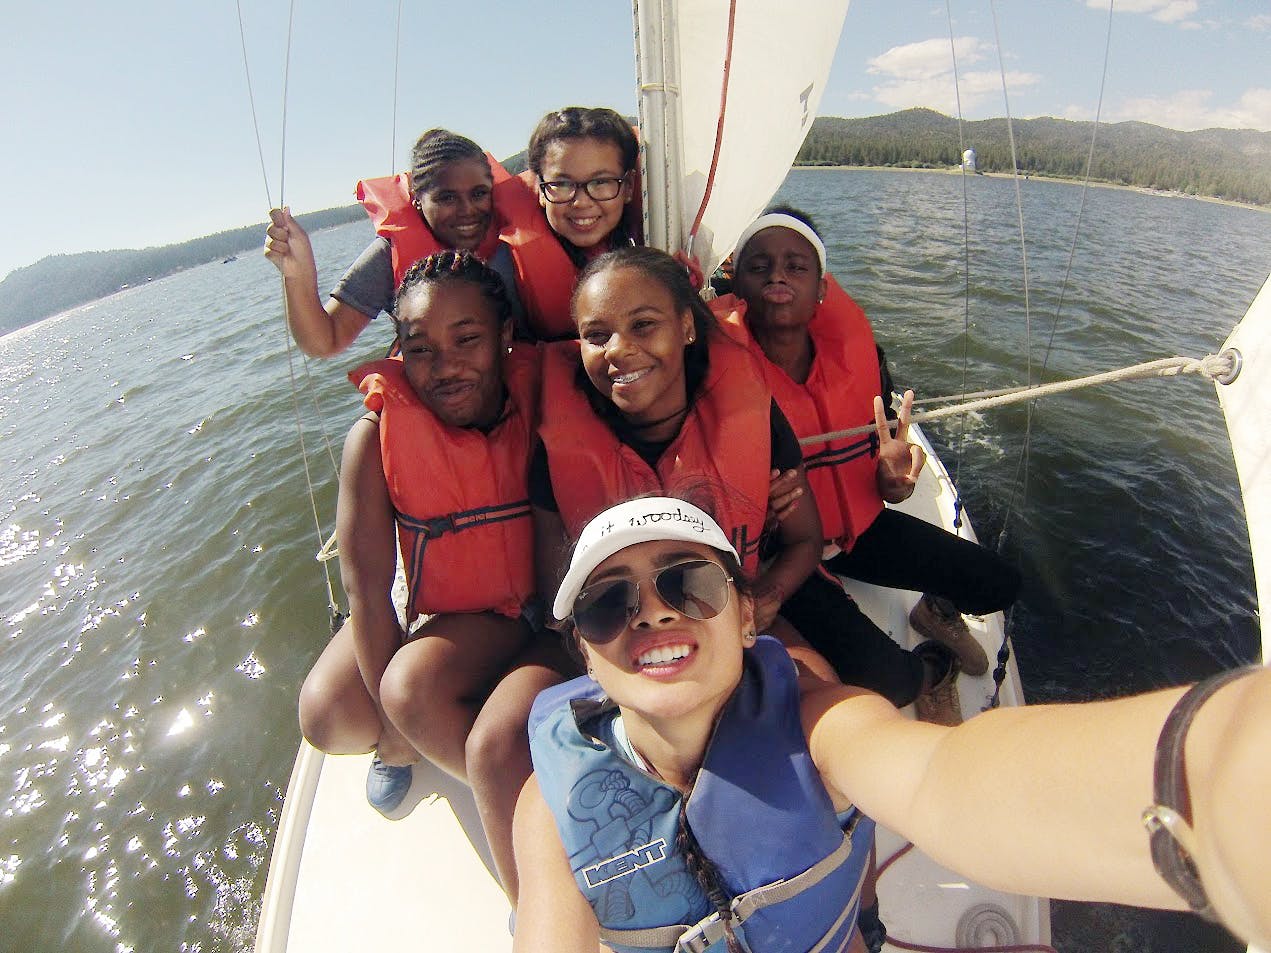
[552,497,739,621]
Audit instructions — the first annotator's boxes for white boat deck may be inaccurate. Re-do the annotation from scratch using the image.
[254,425,1048,952]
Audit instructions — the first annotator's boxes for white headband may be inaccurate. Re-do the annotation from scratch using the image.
[552,497,738,621]
[733,213,827,273]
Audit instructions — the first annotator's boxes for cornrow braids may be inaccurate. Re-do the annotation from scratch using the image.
[676,793,743,953]
[392,251,513,329]
[527,106,639,176]
[409,128,488,197]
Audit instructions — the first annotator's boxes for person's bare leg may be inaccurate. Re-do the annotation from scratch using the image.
[378,612,530,780]
[466,635,578,901]
[299,617,416,757]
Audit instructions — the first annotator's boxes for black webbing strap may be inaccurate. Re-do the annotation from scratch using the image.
[1143,664,1256,921]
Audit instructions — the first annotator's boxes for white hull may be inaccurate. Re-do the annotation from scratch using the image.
[253,428,1048,951]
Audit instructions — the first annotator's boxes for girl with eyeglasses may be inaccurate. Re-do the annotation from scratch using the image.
[297,252,573,901]
[512,495,1271,953]
[264,128,530,356]
[501,106,643,340]
[529,246,826,661]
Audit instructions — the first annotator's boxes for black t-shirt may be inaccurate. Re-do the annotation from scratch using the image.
[529,399,801,513]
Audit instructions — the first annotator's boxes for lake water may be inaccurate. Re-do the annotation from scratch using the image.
[1,169,1267,952]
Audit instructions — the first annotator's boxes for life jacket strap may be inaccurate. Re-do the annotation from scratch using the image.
[397,499,531,540]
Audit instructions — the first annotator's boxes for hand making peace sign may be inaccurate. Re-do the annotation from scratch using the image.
[875,389,926,504]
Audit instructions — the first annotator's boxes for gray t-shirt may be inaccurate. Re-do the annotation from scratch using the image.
[330,237,527,334]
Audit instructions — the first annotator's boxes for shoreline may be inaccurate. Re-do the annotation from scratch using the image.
[792,164,1270,214]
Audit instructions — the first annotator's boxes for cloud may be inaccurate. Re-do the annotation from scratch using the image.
[866,37,1039,115]
[1109,88,1271,131]
[1084,0,1199,25]
[1247,14,1271,32]
[868,37,987,81]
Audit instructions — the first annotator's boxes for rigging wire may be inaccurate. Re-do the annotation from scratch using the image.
[987,0,1034,545]
[944,1,972,528]
[235,0,344,624]
[390,0,404,175]
[235,0,274,210]
[1000,0,1116,542]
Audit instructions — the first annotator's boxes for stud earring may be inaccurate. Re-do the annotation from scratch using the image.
[506,345,513,354]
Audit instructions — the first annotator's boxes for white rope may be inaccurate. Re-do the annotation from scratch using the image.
[799,352,1237,447]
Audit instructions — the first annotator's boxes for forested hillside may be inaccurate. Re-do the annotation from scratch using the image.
[798,109,1271,206]
[0,206,363,335]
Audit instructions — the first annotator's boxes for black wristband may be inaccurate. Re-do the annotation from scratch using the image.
[1142,665,1256,921]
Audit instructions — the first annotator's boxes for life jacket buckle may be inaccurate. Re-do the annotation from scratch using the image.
[419,514,456,539]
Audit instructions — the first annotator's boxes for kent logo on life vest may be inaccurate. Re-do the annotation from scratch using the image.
[582,838,669,888]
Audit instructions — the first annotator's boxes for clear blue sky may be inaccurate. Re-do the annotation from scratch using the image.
[2,0,1267,282]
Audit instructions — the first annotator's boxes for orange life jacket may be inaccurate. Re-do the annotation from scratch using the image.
[713,276,884,552]
[356,152,516,285]
[537,335,770,572]
[350,344,540,621]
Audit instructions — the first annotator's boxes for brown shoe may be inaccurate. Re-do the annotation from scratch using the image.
[909,594,989,676]
[914,658,964,726]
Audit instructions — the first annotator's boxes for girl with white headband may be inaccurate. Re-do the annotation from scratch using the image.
[712,205,1021,723]
[513,496,1270,953]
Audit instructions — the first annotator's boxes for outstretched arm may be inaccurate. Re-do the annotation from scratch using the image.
[801,668,1271,947]
[513,776,604,952]
[264,207,373,357]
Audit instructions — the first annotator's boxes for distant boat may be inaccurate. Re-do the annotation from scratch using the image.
[222,255,238,264]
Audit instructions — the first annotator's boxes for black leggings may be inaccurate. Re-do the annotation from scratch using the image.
[831,508,1019,614]
[779,508,1021,706]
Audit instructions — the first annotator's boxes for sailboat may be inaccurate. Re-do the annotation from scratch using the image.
[251,2,1270,951]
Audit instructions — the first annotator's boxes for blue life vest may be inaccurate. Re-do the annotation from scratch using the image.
[528,636,875,953]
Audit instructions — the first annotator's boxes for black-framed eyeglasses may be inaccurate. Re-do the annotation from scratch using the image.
[571,559,733,645]
[538,173,628,205]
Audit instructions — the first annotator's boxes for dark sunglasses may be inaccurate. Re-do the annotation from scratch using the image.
[571,559,734,645]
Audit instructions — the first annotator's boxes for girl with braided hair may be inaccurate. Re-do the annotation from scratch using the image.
[264,128,526,357]
[514,496,1271,952]
[297,251,574,901]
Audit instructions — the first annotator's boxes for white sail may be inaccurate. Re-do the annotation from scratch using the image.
[634,0,851,272]
[1216,273,1271,660]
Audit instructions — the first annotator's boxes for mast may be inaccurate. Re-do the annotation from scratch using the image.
[633,0,686,253]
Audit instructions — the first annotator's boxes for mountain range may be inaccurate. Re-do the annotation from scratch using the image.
[3,110,1267,336]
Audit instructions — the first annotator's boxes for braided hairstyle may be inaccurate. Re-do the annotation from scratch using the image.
[527,106,639,178]
[392,250,513,333]
[677,796,743,953]
[409,128,489,198]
